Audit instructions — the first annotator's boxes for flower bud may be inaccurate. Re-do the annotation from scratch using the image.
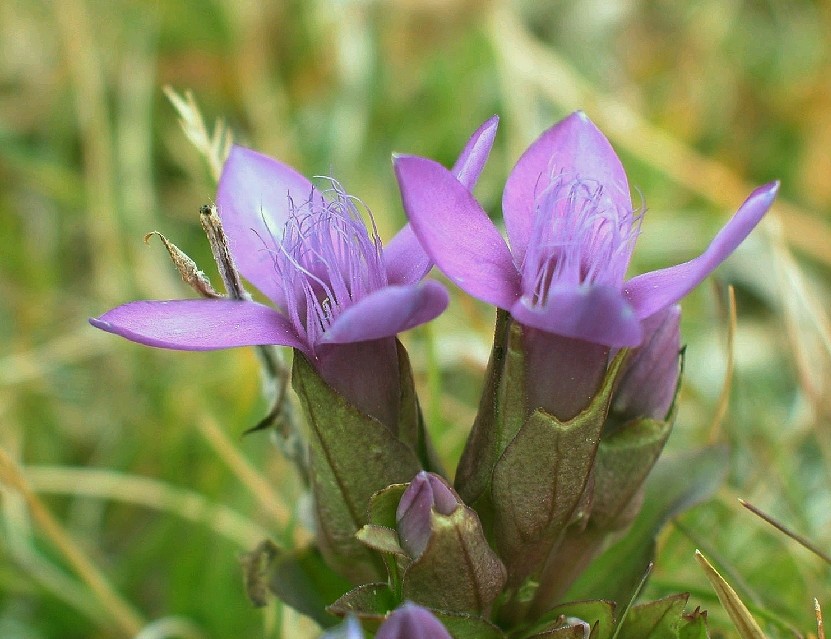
[376,603,452,639]
[609,304,682,429]
[396,471,460,559]
[395,472,506,615]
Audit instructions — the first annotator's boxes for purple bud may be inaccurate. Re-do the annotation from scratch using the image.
[376,603,452,639]
[396,472,459,559]
[611,304,681,425]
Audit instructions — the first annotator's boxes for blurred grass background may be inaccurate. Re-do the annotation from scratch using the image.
[2,0,831,637]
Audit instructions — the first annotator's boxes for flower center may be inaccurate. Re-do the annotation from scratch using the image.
[521,171,640,307]
[272,179,388,348]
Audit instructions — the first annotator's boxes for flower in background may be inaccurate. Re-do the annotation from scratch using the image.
[393,111,778,349]
[375,603,452,639]
[321,604,452,639]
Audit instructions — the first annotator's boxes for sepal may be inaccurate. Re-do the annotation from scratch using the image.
[490,350,627,586]
[396,473,507,615]
[292,351,422,583]
[566,446,728,606]
[454,309,526,517]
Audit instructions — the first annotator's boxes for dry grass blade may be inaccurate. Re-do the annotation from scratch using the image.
[738,499,831,565]
[196,411,300,538]
[695,550,770,639]
[707,285,737,444]
[0,448,145,636]
[488,5,831,268]
[25,465,271,548]
[817,599,825,639]
[163,86,233,182]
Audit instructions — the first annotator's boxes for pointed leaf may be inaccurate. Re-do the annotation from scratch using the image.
[356,525,405,556]
[615,593,688,639]
[327,583,398,629]
[590,417,674,530]
[695,551,769,639]
[430,610,506,639]
[265,545,352,629]
[567,446,729,605]
[368,484,409,530]
[678,608,710,639]
[529,626,589,638]
[530,600,616,639]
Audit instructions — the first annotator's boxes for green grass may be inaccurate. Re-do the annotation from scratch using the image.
[2,1,831,637]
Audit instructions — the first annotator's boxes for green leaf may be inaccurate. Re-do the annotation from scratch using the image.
[678,608,710,639]
[528,626,590,638]
[591,417,674,530]
[529,599,616,639]
[292,352,422,583]
[327,583,398,630]
[356,524,404,556]
[695,551,769,639]
[265,545,352,629]
[430,610,506,639]
[367,483,408,529]
[566,445,728,606]
[615,593,688,639]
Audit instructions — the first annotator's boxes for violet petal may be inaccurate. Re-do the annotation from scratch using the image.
[502,111,632,266]
[624,181,779,320]
[510,284,642,347]
[382,223,432,286]
[612,304,681,422]
[90,299,306,351]
[385,116,499,286]
[216,145,320,306]
[394,155,521,309]
[323,282,449,344]
[450,114,499,191]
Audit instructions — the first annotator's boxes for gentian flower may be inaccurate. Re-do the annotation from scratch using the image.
[90,118,498,426]
[393,111,778,350]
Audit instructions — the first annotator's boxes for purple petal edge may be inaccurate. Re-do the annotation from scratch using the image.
[216,145,319,306]
[90,299,306,352]
[323,281,449,344]
[394,154,521,309]
[511,284,643,347]
[451,115,499,191]
[625,181,779,320]
[503,111,631,265]
[385,116,499,286]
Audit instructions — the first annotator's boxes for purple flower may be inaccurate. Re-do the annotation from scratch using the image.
[90,118,498,414]
[393,111,778,349]
[376,603,452,639]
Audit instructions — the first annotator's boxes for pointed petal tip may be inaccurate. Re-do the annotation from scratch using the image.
[89,316,112,332]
